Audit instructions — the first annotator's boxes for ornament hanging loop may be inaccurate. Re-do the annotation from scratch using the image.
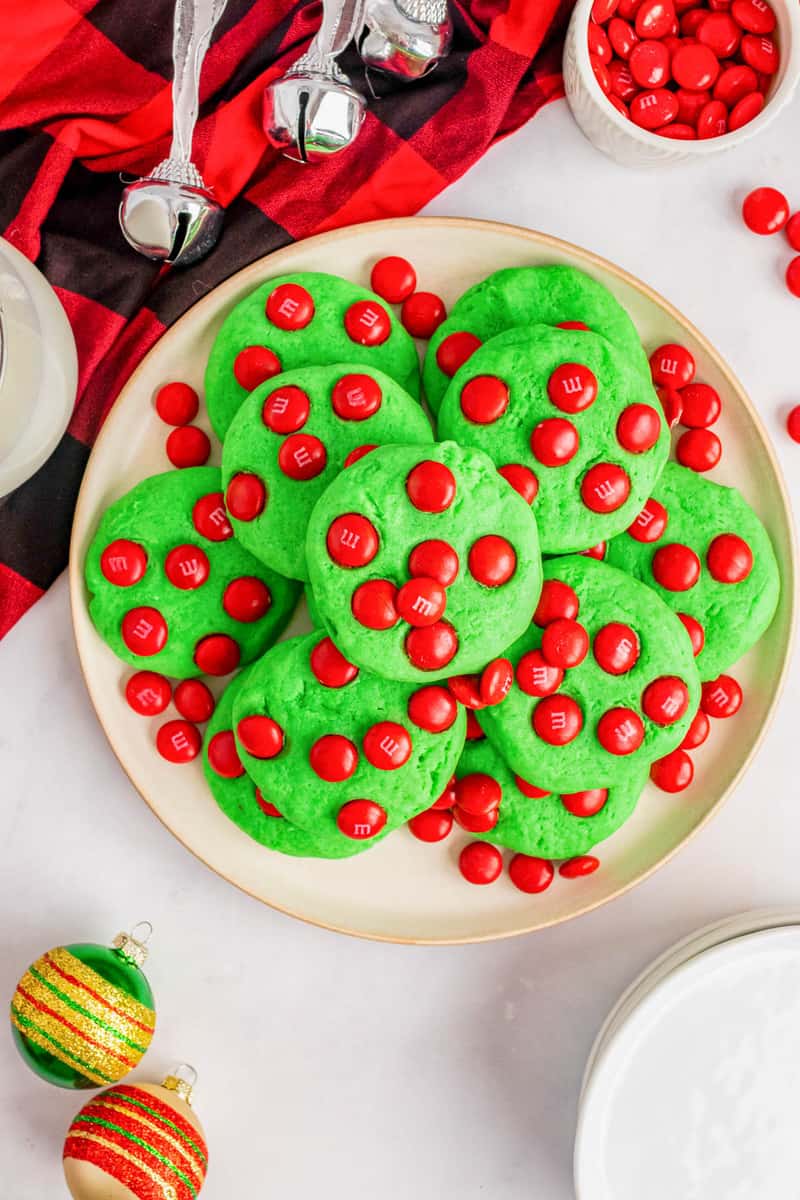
[163,1062,199,1103]
[112,922,152,968]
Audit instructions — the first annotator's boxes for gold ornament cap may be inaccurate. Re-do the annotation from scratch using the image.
[111,920,152,968]
[162,1063,198,1104]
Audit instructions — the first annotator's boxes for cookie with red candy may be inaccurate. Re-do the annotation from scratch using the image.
[221,364,433,580]
[85,467,300,677]
[606,463,780,680]
[230,633,466,856]
[205,272,420,438]
[456,737,648,860]
[438,324,668,554]
[204,663,344,857]
[478,556,701,791]
[423,264,650,415]
[305,441,542,683]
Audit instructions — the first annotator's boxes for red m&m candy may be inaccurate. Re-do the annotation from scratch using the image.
[468,535,516,587]
[455,773,502,816]
[233,346,281,391]
[406,461,456,512]
[327,513,379,567]
[309,734,359,782]
[732,0,776,33]
[122,607,168,656]
[408,685,458,732]
[405,621,458,671]
[706,533,753,582]
[630,88,679,129]
[533,579,580,626]
[616,404,662,452]
[508,854,554,894]
[729,91,765,130]
[262,384,310,433]
[460,375,510,424]
[454,803,499,833]
[630,38,671,86]
[697,11,740,57]
[676,428,722,472]
[514,776,550,799]
[226,472,266,522]
[650,343,695,387]
[352,579,399,630]
[194,633,240,676]
[266,283,314,329]
[237,714,284,757]
[400,292,446,339]
[627,497,668,542]
[596,707,644,754]
[408,808,453,843]
[786,257,800,299]
[678,612,705,655]
[541,619,589,669]
[310,637,359,688]
[714,63,758,106]
[681,708,710,749]
[680,382,721,427]
[458,842,503,885]
[193,492,232,541]
[173,678,215,723]
[370,256,416,303]
[561,788,609,817]
[165,544,209,590]
[741,33,778,74]
[498,463,539,504]
[480,657,513,706]
[531,418,580,466]
[516,649,564,697]
[331,374,382,421]
[785,214,800,253]
[532,695,583,745]
[155,381,198,426]
[593,622,640,674]
[344,300,391,346]
[223,577,272,623]
[101,540,147,587]
[701,674,743,717]
[672,43,720,90]
[344,444,377,468]
[786,404,800,442]
[559,855,600,879]
[156,719,201,764]
[278,434,327,481]
[436,331,482,377]
[166,426,210,469]
[635,0,676,39]
[408,539,459,587]
[337,799,387,840]
[397,577,447,626]
[652,542,701,590]
[125,671,171,716]
[580,463,631,513]
[742,186,789,233]
[650,748,694,791]
[642,675,690,724]
[547,363,598,413]
[206,730,244,778]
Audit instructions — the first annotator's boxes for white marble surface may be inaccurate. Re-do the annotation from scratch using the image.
[2,95,800,1199]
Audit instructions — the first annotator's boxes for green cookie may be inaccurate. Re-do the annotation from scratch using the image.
[457,737,648,860]
[231,632,466,857]
[221,364,433,581]
[423,265,650,415]
[437,324,669,555]
[305,441,543,683]
[85,467,299,678]
[478,556,701,791]
[203,664,340,858]
[605,463,781,681]
[205,272,421,438]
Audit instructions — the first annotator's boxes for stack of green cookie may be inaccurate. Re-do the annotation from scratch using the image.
[85,265,781,867]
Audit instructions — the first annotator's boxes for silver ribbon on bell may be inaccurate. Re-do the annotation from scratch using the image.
[360,0,452,80]
[264,0,368,163]
[119,0,227,266]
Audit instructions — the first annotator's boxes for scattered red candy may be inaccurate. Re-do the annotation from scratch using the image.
[593,622,640,674]
[164,544,209,590]
[561,788,609,817]
[408,685,458,732]
[460,374,510,424]
[344,444,378,468]
[657,385,683,428]
[193,633,240,676]
[609,15,639,57]
[582,541,607,560]
[698,11,741,56]
[697,98,729,139]
[650,343,695,388]
[631,88,679,129]
[786,257,800,299]
[701,673,743,716]
[532,695,584,745]
[266,283,314,329]
[509,854,554,893]
[331,374,382,421]
[635,0,676,39]
[237,714,284,757]
[728,90,765,129]
[125,671,171,716]
[255,789,282,819]
[337,799,387,839]
[533,579,580,626]
[785,214,800,252]
[642,675,690,724]
[278,433,327,481]
[327,513,379,567]
[455,773,502,816]
[447,673,484,709]
[310,637,359,688]
[223,576,272,622]
[363,721,412,770]
[630,39,671,87]
[233,346,282,391]
[193,492,232,541]
[408,539,459,587]
[589,20,613,62]
[652,542,701,590]
[678,611,705,655]
[741,32,778,74]
[155,381,198,426]
[468,535,516,587]
[207,730,244,778]
[498,463,539,504]
[454,804,499,833]
[173,678,215,723]
[627,497,668,542]
[262,384,310,433]
[344,300,391,346]
[559,855,600,879]
[405,621,458,671]
[681,707,710,748]
[351,579,399,630]
[121,607,168,656]
[706,532,753,582]
[541,618,590,669]
[596,706,645,754]
[732,0,776,33]
[408,808,453,843]
[406,461,456,512]
[226,473,266,522]
[480,657,513,706]
[401,292,446,339]
[742,185,789,233]
[101,539,147,587]
[786,405,800,442]
[370,256,416,303]
[156,719,201,764]
[514,776,550,798]
[580,463,631,513]
[436,331,482,377]
[672,42,720,90]
[676,427,722,472]
[650,748,694,791]
[616,403,662,452]
[531,418,580,466]
[714,63,758,106]
[309,734,359,782]
[547,363,598,413]
[516,649,564,698]
[459,842,503,885]
[680,381,721,427]
[166,426,210,468]
[432,777,457,809]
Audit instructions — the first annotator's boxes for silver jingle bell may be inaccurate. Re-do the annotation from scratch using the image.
[119,160,224,266]
[360,0,452,81]
[264,65,366,164]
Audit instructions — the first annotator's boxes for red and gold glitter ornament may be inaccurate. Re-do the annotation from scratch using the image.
[63,1064,208,1200]
[10,924,155,1089]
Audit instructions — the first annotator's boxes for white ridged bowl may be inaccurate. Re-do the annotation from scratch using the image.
[563,0,800,165]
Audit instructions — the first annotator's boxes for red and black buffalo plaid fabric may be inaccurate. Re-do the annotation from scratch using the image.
[0,0,572,640]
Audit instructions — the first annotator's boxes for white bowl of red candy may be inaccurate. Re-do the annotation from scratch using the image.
[563,0,800,164]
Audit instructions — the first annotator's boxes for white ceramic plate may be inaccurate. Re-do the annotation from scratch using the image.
[68,217,796,944]
[575,926,800,1199]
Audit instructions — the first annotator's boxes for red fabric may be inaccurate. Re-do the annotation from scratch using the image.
[0,0,572,639]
